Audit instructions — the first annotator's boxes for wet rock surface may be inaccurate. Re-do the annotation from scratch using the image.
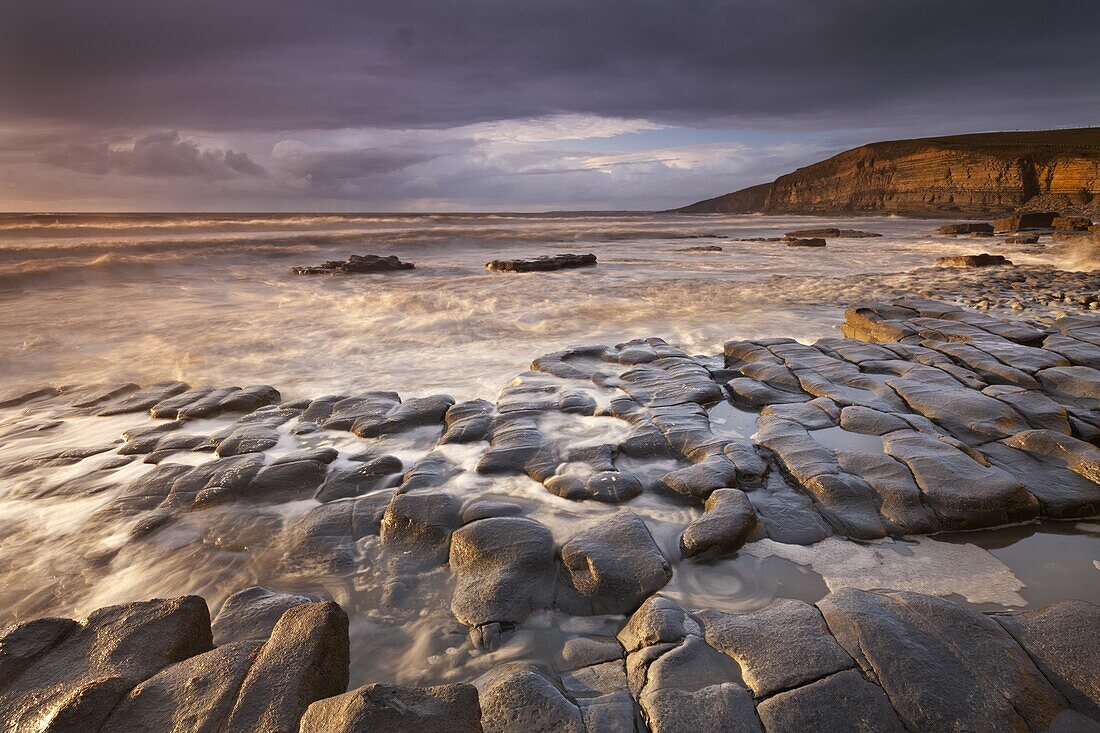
[1,298,1098,729]
[292,253,415,275]
[486,253,597,272]
[2,588,1096,731]
[935,252,1013,267]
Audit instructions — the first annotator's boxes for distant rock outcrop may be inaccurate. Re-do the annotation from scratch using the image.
[677,128,1100,216]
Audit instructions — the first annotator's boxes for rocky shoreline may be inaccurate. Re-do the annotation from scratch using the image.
[1,299,1098,731]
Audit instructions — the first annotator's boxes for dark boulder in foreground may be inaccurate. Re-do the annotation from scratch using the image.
[293,254,415,275]
[785,228,881,238]
[935,253,1013,267]
[300,683,482,733]
[937,222,995,235]
[785,237,826,247]
[486,253,596,272]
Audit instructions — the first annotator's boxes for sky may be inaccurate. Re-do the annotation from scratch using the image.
[1,0,1098,212]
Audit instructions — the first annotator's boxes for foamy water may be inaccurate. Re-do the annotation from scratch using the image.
[0,211,1079,401]
[0,212,1096,687]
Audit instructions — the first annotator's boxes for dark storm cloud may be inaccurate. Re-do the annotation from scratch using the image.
[39,131,265,179]
[267,143,446,185]
[2,0,1097,133]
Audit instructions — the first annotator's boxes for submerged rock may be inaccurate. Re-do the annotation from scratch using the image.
[785,237,826,247]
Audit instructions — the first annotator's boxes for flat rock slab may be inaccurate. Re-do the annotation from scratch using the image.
[293,254,414,274]
[486,253,596,272]
[936,253,1013,267]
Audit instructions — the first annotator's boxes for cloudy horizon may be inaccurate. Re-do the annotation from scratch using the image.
[2,0,1098,212]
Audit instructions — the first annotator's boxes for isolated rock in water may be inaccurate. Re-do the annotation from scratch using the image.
[0,596,212,730]
[679,488,758,559]
[449,517,555,639]
[292,254,415,275]
[224,601,350,733]
[486,253,597,272]
[786,237,826,247]
[937,222,995,235]
[785,228,881,238]
[300,683,482,733]
[1005,233,1040,244]
[558,511,672,615]
[477,663,584,733]
[994,212,1059,232]
[935,253,1012,267]
[211,586,312,645]
[676,244,724,252]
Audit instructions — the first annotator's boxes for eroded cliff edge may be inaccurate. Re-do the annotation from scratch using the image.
[678,128,1100,216]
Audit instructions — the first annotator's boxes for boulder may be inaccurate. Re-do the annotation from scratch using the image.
[224,601,350,733]
[994,212,1059,232]
[1052,216,1092,231]
[558,512,672,615]
[211,586,312,645]
[0,596,212,731]
[103,640,263,733]
[679,488,758,559]
[449,517,555,638]
[442,399,495,443]
[477,663,584,733]
[299,683,482,733]
[785,237,826,247]
[380,492,462,566]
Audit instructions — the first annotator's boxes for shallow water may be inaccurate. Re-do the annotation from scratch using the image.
[0,211,1078,401]
[0,211,1096,687]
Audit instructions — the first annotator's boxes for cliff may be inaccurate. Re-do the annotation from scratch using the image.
[677,128,1100,216]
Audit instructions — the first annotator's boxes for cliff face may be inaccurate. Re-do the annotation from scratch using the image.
[676,182,772,213]
[678,128,1100,216]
